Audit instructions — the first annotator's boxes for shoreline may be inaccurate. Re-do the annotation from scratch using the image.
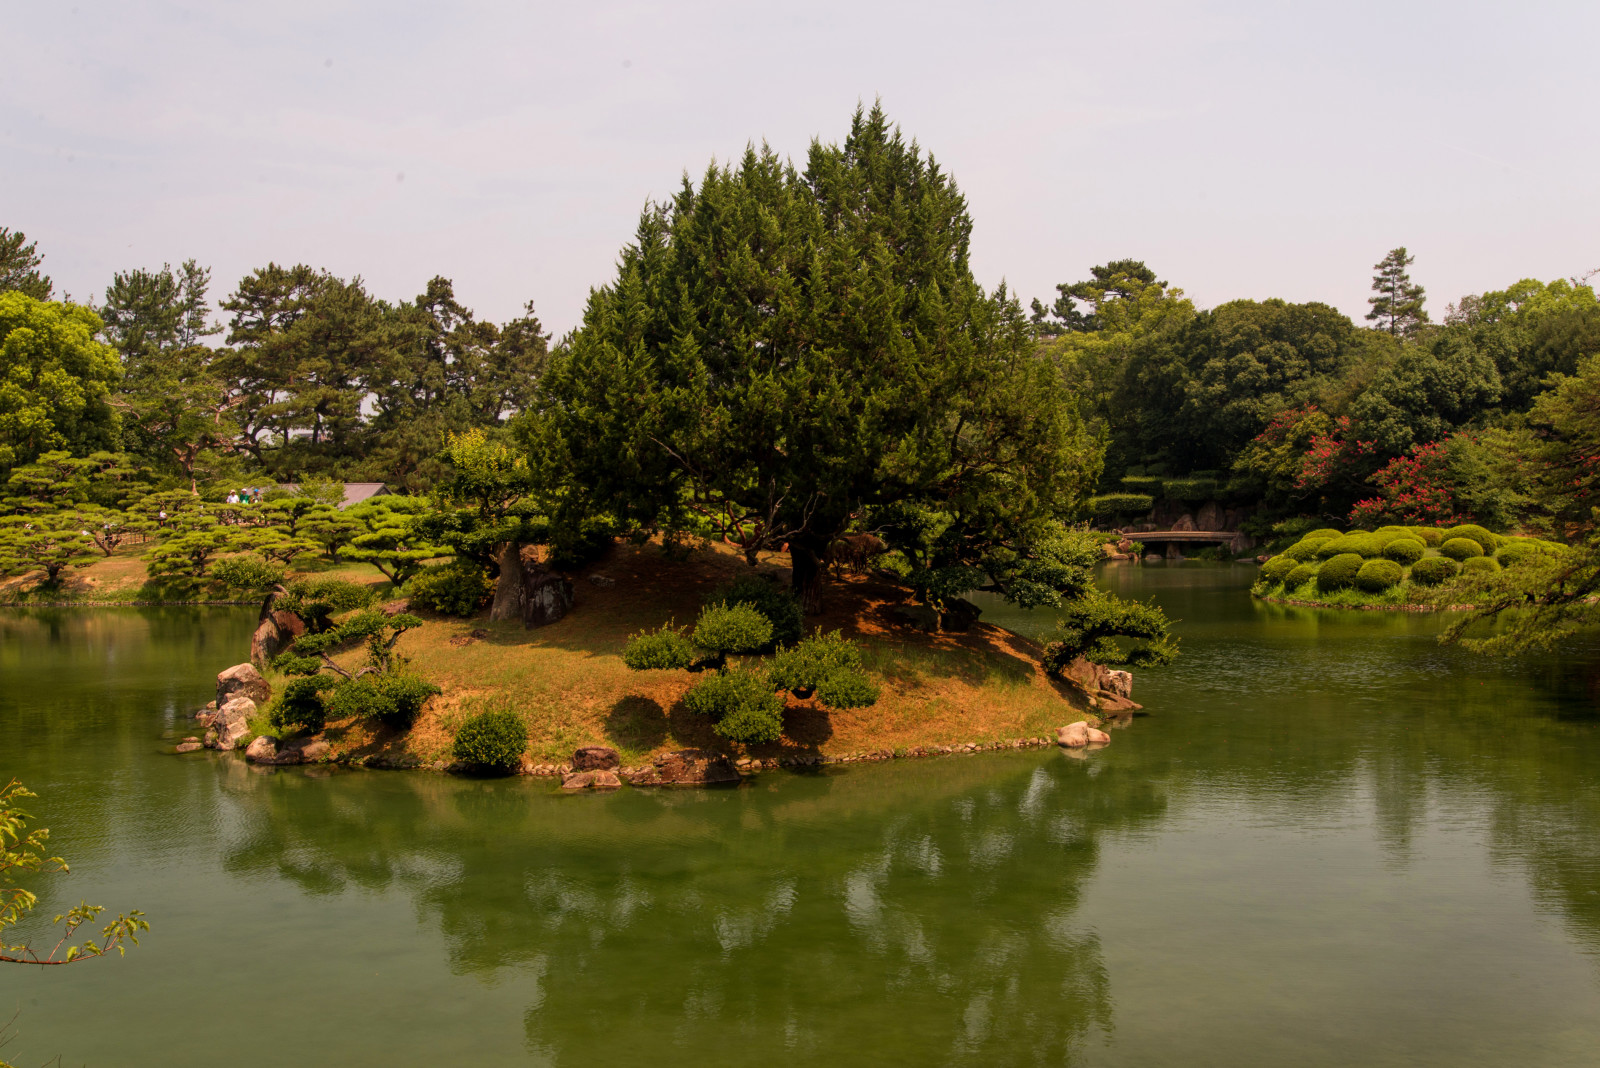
[1254,593,1475,612]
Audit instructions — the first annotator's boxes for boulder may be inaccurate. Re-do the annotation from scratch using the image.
[216,663,271,708]
[244,736,279,763]
[624,749,740,786]
[562,769,622,790]
[586,573,616,588]
[174,741,203,754]
[892,604,941,633]
[1103,669,1133,699]
[288,739,331,764]
[1056,722,1090,748]
[1085,726,1112,745]
[1150,498,1188,528]
[208,695,256,750]
[251,610,306,667]
[523,570,574,628]
[1195,500,1225,531]
[572,746,620,771]
[939,597,982,632]
[1171,513,1197,532]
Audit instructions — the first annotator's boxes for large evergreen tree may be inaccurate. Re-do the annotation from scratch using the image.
[537,105,1098,610]
[0,227,53,301]
[1367,246,1429,337]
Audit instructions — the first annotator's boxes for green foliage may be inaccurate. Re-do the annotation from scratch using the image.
[2,778,148,967]
[1405,526,1445,547]
[1381,538,1426,565]
[1088,493,1154,519]
[1443,524,1498,553]
[285,609,423,679]
[1494,539,1557,567]
[452,709,528,771]
[1118,475,1164,495]
[1440,537,1484,561]
[1280,540,1323,562]
[1307,528,1344,540]
[1355,558,1404,592]
[1042,590,1177,674]
[1260,555,1300,583]
[621,625,698,671]
[684,670,785,744]
[1315,553,1364,591]
[1366,247,1429,338]
[269,675,339,734]
[0,227,53,300]
[0,294,122,471]
[324,673,440,729]
[767,630,877,708]
[343,497,442,585]
[405,560,492,617]
[708,574,802,648]
[211,554,286,594]
[1410,556,1460,586]
[1161,478,1217,503]
[1315,533,1382,559]
[1461,555,1501,577]
[277,576,376,632]
[1285,563,1319,589]
[1437,525,1595,656]
[0,513,96,581]
[691,602,773,658]
[814,669,881,711]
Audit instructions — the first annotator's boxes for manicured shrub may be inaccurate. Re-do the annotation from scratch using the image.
[1381,538,1426,565]
[1317,533,1383,559]
[707,574,802,648]
[212,555,287,593]
[1161,478,1218,503]
[1410,556,1460,586]
[1088,493,1154,519]
[1355,558,1404,592]
[1404,526,1445,547]
[1119,475,1164,495]
[1494,539,1556,567]
[1444,524,1498,553]
[280,576,377,632]
[452,709,528,771]
[1285,563,1319,589]
[1461,555,1501,576]
[684,669,785,743]
[622,625,697,670]
[1440,537,1484,561]
[405,561,492,617]
[1282,541,1324,562]
[1307,528,1344,540]
[1261,555,1300,583]
[325,672,441,729]
[692,602,773,656]
[269,675,339,734]
[1316,553,1364,591]
[815,669,880,710]
[768,630,878,708]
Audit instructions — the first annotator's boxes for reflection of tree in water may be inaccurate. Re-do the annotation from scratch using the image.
[221,754,1170,1063]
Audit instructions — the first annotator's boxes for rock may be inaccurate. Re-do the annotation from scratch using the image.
[1056,722,1090,748]
[194,710,217,728]
[586,573,616,588]
[1116,538,1134,553]
[939,597,982,632]
[208,696,256,750]
[1103,669,1133,699]
[216,663,271,707]
[522,570,574,628]
[572,746,620,771]
[1085,726,1112,745]
[1195,500,1224,531]
[174,742,203,754]
[1094,692,1142,713]
[892,604,941,633]
[290,739,332,763]
[1171,512,1197,532]
[1143,553,1162,563]
[382,599,412,617]
[562,769,623,790]
[251,609,307,667]
[244,736,279,763]
[624,749,740,786]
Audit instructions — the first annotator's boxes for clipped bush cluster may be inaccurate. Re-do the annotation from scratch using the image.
[1440,537,1485,561]
[707,575,802,648]
[211,555,287,593]
[1162,477,1218,503]
[1461,555,1502,576]
[685,669,786,744]
[452,708,528,772]
[1409,556,1460,586]
[1355,558,1404,592]
[1316,553,1365,591]
[325,672,440,729]
[1088,493,1155,519]
[1381,538,1426,565]
[768,630,879,708]
[1119,475,1164,495]
[405,560,493,617]
[1405,526,1445,547]
[1495,539,1554,567]
[1285,563,1319,589]
[270,675,340,733]
[1281,541,1323,562]
[1444,524,1499,553]
[1260,555,1299,583]
[692,602,773,657]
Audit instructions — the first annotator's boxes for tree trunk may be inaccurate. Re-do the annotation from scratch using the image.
[489,540,525,622]
[789,535,829,615]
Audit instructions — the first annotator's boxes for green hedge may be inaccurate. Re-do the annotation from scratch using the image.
[1410,556,1460,585]
[325,672,440,729]
[1261,555,1299,583]
[1462,555,1502,576]
[1316,553,1364,591]
[1495,539,1552,567]
[1316,533,1384,559]
[1381,538,1426,565]
[692,603,773,656]
[1162,478,1218,502]
[622,626,697,670]
[1089,493,1155,518]
[1355,558,1404,592]
[1119,475,1165,495]
[1307,528,1344,540]
[1444,524,1499,553]
[1440,537,1485,561]
[1285,563,1319,589]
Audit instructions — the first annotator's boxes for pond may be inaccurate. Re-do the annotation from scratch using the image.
[2,565,1598,1066]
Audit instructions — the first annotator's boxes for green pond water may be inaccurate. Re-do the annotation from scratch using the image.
[2,564,1599,1066]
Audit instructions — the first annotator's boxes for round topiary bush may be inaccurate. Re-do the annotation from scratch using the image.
[269,675,339,734]
[1440,537,1485,561]
[452,709,528,772]
[622,625,697,670]
[325,672,441,729]
[1410,556,1460,586]
[1282,540,1323,561]
[1316,553,1365,591]
[1307,528,1344,540]
[1381,538,1426,565]
[1261,555,1299,583]
[1314,535,1357,559]
[684,669,785,744]
[1285,563,1319,590]
[1494,539,1555,567]
[1444,524,1498,553]
[692,602,773,656]
[1461,555,1502,576]
[1355,558,1404,592]
[707,575,802,648]
[1404,526,1445,547]
[1318,533,1383,559]
[405,561,493,617]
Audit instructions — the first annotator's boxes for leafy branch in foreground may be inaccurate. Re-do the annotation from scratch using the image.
[1,780,148,966]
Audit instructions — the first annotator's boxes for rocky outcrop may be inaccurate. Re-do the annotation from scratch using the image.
[623,749,740,786]
[1056,722,1111,748]
[572,746,619,771]
[250,610,306,668]
[522,571,574,627]
[1060,657,1143,713]
[561,769,622,790]
[244,735,331,765]
[244,735,279,763]
[207,696,256,750]
[217,663,271,708]
[1195,501,1224,531]
[892,604,941,633]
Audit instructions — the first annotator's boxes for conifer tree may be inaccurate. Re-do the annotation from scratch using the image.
[0,227,52,300]
[1367,247,1429,337]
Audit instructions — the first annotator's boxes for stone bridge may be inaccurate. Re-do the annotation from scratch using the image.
[1122,529,1255,558]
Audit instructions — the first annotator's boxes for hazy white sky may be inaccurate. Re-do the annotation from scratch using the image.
[5,0,1597,337]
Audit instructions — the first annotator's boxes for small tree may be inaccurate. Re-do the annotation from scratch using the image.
[1348,441,1466,528]
[344,497,442,584]
[0,514,97,581]
[1041,590,1178,678]
[1366,247,1429,338]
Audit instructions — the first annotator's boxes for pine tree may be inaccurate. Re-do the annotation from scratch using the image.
[0,227,53,300]
[1366,247,1429,337]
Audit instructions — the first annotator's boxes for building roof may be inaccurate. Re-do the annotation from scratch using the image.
[339,483,390,508]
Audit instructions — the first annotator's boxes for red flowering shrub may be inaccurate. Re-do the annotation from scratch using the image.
[1347,442,1469,528]
[1296,415,1375,493]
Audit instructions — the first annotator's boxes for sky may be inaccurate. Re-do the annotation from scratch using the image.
[5,0,1598,337]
